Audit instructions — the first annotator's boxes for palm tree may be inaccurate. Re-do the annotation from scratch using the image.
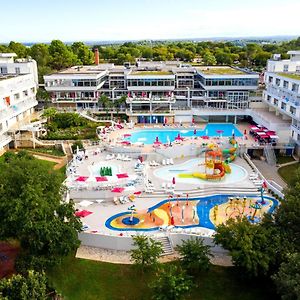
[42,107,57,124]
[98,94,113,119]
[114,95,127,116]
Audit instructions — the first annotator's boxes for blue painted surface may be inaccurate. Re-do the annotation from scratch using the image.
[105,194,279,232]
[125,123,242,144]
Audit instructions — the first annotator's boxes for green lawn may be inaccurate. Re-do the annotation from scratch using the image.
[278,162,300,185]
[25,147,66,157]
[47,257,278,300]
[197,67,245,75]
[276,155,295,164]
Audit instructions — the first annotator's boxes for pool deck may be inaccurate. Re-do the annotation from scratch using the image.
[68,122,275,235]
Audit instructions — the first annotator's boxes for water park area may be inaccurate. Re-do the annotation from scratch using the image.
[64,121,283,250]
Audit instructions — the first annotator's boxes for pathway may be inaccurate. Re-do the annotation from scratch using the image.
[252,159,287,188]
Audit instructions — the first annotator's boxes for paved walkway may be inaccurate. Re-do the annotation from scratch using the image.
[252,159,287,188]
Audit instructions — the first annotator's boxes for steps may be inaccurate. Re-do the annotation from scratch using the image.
[154,236,174,256]
[264,144,276,166]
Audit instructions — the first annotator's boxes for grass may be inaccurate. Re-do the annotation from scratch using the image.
[130,71,173,76]
[197,67,245,75]
[25,147,66,157]
[278,72,300,81]
[47,257,278,300]
[278,162,300,185]
[276,155,295,164]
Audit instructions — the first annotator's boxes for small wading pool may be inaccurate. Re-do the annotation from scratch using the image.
[125,123,242,144]
[153,159,248,185]
[105,194,279,231]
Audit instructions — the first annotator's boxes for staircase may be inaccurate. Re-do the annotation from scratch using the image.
[264,144,277,166]
[155,236,174,256]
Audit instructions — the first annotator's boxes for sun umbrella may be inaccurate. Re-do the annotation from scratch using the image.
[76,176,88,182]
[79,200,93,207]
[194,129,197,135]
[123,133,131,137]
[201,135,209,140]
[216,130,224,138]
[111,187,125,193]
[116,173,129,179]
[95,176,108,182]
[172,177,176,185]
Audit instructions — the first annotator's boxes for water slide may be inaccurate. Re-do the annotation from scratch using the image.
[223,138,238,163]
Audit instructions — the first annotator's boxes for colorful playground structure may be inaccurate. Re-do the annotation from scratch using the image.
[105,194,278,231]
[179,138,238,181]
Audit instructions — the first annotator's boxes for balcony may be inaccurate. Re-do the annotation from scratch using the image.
[0,99,37,123]
[126,96,176,104]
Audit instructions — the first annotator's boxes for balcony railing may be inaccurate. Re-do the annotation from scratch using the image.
[126,96,176,103]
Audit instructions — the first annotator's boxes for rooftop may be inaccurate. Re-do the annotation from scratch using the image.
[277,72,300,81]
[129,70,173,76]
[197,66,246,75]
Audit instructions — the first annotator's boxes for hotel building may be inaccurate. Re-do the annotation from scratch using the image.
[263,51,300,150]
[0,53,38,153]
[44,58,259,124]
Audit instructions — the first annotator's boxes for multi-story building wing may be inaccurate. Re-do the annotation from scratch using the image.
[44,55,259,123]
[264,51,300,149]
[0,53,38,154]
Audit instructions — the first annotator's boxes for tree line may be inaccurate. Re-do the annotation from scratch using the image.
[1,37,300,83]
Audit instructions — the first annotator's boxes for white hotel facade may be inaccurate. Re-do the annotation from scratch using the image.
[44,59,260,124]
[263,51,300,148]
[0,53,38,153]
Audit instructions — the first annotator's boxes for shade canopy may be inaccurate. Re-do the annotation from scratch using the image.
[75,210,93,218]
[95,176,108,182]
[76,176,88,182]
[111,187,125,193]
[116,173,129,179]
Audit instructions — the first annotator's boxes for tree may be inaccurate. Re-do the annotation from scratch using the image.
[130,235,163,270]
[202,51,217,65]
[48,40,78,70]
[176,238,213,275]
[272,253,300,300]
[36,88,50,103]
[98,94,113,118]
[0,270,47,300]
[214,217,280,277]
[30,43,50,67]
[114,95,127,115]
[0,152,82,271]
[8,41,28,58]
[274,168,300,252]
[149,265,193,300]
[71,42,94,65]
[42,107,57,125]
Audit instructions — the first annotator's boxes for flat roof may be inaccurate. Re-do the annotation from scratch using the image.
[277,72,300,81]
[0,53,17,58]
[130,71,173,76]
[196,66,246,75]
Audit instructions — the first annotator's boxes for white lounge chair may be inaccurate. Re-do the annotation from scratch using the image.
[162,160,166,166]
[161,182,166,189]
[166,159,170,165]
[169,158,174,165]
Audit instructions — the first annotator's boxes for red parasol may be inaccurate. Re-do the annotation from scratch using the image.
[95,176,108,182]
[111,187,125,193]
[172,177,176,185]
[116,173,129,179]
[76,176,88,182]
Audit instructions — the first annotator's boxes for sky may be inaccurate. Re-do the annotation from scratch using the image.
[0,0,299,42]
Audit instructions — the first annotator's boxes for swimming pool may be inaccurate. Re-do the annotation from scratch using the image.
[153,158,248,185]
[125,123,242,144]
[105,194,279,231]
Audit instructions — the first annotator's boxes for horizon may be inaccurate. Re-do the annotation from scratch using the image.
[1,0,299,43]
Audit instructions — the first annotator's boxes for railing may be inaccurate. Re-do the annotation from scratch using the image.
[243,153,284,199]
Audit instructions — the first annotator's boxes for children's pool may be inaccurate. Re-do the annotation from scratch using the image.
[125,123,242,144]
[153,158,248,185]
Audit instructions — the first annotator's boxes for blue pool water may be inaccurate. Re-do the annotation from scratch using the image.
[105,194,279,231]
[154,159,247,185]
[125,123,242,144]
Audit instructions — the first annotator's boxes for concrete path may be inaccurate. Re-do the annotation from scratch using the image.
[252,159,287,188]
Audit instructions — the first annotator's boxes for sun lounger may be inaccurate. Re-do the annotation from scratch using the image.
[162,160,166,166]
[161,182,166,189]
[169,158,174,165]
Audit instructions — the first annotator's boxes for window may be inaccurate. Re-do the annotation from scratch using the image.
[15,67,20,74]
[292,84,299,93]
[275,78,281,86]
[283,81,289,89]
[268,76,273,83]
[296,66,300,73]
[283,64,289,72]
[0,67,8,74]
